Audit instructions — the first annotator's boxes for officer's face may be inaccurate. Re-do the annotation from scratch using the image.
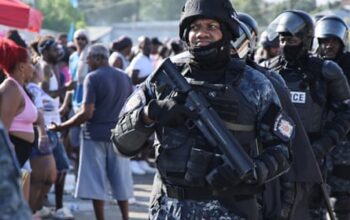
[268,46,281,57]
[318,37,341,60]
[188,18,223,47]
[279,35,302,47]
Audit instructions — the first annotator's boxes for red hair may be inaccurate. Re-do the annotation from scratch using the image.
[0,38,28,76]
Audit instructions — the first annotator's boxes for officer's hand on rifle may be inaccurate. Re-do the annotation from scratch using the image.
[144,98,197,127]
[206,160,269,188]
[206,162,242,188]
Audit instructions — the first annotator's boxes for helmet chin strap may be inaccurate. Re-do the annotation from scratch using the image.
[187,22,232,70]
[189,39,230,70]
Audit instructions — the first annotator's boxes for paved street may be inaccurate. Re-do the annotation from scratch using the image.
[46,173,154,220]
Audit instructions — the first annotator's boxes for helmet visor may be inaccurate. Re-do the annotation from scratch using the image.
[267,12,307,41]
[315,19,348,43]
[231,21,252,58]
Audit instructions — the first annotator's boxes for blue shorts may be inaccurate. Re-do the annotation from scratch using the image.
[30,130,58,158]
[52,132,70,172]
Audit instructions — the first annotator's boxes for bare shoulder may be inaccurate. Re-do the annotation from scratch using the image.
[0,79,21,101]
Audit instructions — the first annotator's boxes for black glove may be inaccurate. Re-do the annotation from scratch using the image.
[184,148,214,186]
[206,160,269,188]
[147,98,196,127]
[206,163,241,188]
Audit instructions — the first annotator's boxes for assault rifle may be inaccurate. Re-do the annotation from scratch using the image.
[151,58,255,180]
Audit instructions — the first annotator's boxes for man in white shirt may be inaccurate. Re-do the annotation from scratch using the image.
[126,36,154,85]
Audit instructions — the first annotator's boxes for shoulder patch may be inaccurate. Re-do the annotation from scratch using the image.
[273,110,295,142]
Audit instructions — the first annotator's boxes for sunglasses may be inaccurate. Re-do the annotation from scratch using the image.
[76,37,87,41]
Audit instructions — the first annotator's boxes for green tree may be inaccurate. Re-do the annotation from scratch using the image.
[35,0,85,32]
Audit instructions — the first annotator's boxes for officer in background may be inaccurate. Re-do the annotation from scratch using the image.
[233,14,322,219]
[112,0,294,219]
[269,10,350,219]
[315,15,350,220]
[237,12,258,61]
[255,31,281,69]
[0,121,32,219]
[315,15,350,79]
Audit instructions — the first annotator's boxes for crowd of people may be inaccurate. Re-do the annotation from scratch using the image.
[0,21,186,219]
[1,0,350,220]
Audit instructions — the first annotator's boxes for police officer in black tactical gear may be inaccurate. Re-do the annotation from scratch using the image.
[315,15,350,77]
[315,15,350,220]
[237,12,258,61]
[269,10,350,219]
[256,30,281,69]
[234,15,322,220]
[0,121,32,219]
[112,0,294,219]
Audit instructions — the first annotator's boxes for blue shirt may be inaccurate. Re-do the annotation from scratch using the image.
[69,52,84,110]
[82,65,133,141]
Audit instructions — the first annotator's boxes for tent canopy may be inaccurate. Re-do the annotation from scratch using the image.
[0,0,43,32]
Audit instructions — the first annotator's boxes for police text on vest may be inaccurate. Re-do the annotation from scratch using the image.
[290,91,306,104]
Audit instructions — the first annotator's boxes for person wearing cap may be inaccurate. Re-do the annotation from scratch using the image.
[36,35,75,217]
[60,29,90,191]
[112,0,294,219]
[38,36,75,100]
[269,10,350,219]
[69,29,90,109]
[109,35,133,70]
[49,44,134,220]
[315,15,350,220]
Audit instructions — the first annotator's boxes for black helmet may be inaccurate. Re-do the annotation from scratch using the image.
[237,12,258,36]
[231,22,252,58]
[237,12,258,51]
[315,15,348,47]
[268,10,314,50]
[179,0,240,42]
[259,30,279,48]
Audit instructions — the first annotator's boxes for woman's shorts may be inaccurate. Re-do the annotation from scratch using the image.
[9,135,34,167]
[52,132,70,172]
[30,130,58,158]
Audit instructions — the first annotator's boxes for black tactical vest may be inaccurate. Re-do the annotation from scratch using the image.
[338,52,350,82]
[154,62,258,187]
[280,68,327,135]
